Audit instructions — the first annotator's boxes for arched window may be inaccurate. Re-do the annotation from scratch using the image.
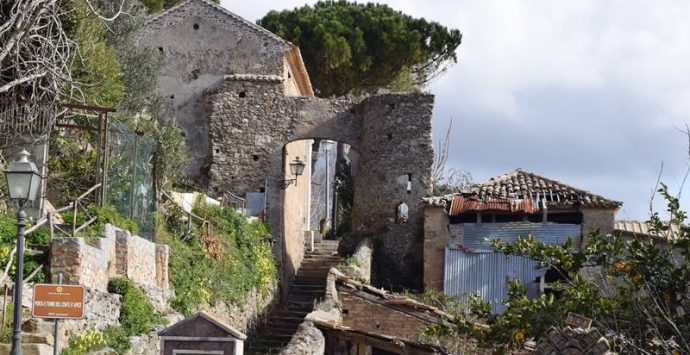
[396,202,409,224]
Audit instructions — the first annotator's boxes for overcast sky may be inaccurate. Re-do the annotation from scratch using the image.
[221,0,690,220]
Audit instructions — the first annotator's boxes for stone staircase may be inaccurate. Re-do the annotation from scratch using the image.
[245,240,340,354]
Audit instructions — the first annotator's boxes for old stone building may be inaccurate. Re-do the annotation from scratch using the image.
[136,0,313,179]
[423,169,621,313]
[308,270,449,355]
[138,0,436,293]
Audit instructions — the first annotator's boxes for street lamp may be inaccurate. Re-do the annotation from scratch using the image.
[281,157,306,189]
[5,149,41,355]
[322,141,333,234]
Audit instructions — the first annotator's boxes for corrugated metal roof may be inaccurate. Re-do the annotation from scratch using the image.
[614,220,680,241]
[460,222,581,252]
[449,196,538,215]
[444,248,545,314]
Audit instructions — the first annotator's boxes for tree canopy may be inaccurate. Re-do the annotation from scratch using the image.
[259,1,462,97]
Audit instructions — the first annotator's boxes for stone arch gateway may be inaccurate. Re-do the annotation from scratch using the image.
[206,75,435,291]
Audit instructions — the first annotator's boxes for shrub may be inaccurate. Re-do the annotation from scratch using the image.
[107,277,163,336]
[156,203,277,316]
[61,329,107,355]
[102,325,131,353]
[62,203,139,238]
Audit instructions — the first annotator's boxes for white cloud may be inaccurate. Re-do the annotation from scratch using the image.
[221,0,690,218]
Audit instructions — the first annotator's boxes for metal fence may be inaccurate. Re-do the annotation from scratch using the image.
[105,120,156,239]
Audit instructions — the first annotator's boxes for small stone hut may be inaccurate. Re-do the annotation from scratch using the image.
[158,311,247,355]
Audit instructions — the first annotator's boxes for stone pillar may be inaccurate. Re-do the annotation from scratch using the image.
[423,206,450,292]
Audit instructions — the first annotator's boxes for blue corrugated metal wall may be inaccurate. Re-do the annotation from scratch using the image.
[462,222,581,251]
[444,248,545,314]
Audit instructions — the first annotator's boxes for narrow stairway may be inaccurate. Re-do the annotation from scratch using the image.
[245,240,340,354]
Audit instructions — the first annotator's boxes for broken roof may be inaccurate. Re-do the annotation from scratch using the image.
[331,270,454,323]
[470,169,621,209]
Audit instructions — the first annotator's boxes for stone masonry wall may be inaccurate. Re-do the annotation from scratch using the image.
[354,93,435,290]
[50,224,169,292]
[136,0,289,178]
[423,206,450,292]
[206,78,435,292]
[338,290,431,339]
[581,208,616,244]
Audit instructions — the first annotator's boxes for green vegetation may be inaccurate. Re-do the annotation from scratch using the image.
[61,330,108,355]
[423,184,690,354]
[60,325,132,355]
[62,204,139,238]
[0,215,49,284]
[108,277,165,335]
[62,278,164,354]
[156,202,277,316]
[259,1,462,96]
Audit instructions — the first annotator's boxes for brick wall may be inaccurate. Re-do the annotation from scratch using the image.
[50,224,170,291]
[338,290,431,340]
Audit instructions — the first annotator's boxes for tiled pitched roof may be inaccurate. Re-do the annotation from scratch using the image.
[470,169,621,208]
[145,0,288,46]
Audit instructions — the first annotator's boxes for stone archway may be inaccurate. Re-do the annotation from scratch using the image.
[206,75,435,291]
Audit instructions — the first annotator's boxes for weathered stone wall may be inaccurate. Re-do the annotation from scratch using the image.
[354,94,435,290]
[581,208,616,243]
[338,290,430,339]
[279,321,325,355]
[206,77,434,292]
[423,206,450,292]
[136,0,290,178]
[50,224,169,291]
[351,238,373,283]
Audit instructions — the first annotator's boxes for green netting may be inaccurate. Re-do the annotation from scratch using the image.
[106,119,155,239]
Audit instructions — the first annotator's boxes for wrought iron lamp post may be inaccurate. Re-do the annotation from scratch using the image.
[5,150,41,355]
[322,140,333,233]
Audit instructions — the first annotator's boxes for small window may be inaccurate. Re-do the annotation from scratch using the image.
[396,202,409,224]
[193,23,199,30]
[238,91,247,98]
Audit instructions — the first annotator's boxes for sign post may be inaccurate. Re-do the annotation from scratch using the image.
[31,278,85,354]
[52,274,62,355]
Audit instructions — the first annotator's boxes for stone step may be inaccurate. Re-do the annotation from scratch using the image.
[287,290,325,298]
[287,284,324,290]
[0,343,52,355]
[246,242,339,353]
[22,332,54,346]
[272,310,309,318]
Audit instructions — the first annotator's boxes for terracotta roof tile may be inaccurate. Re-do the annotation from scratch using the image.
[469,169,621,208]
